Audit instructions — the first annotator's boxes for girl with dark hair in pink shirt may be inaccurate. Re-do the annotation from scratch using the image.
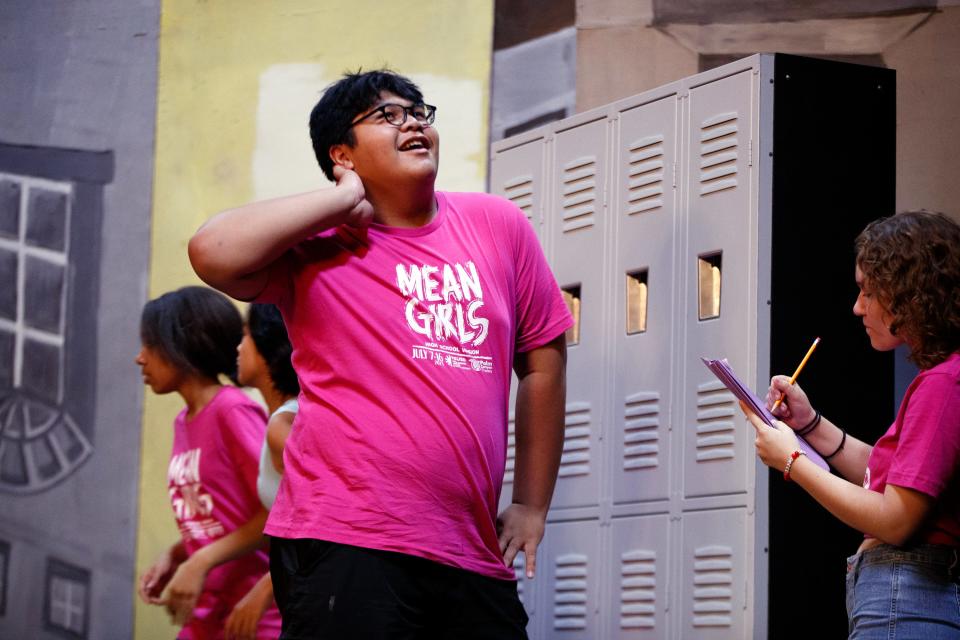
[135,286,281,640]
[745,211,960,638]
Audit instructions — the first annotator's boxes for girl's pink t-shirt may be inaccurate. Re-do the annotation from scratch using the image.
[863,351,960,546]
[169,386,281,639]
[259,191,573,580]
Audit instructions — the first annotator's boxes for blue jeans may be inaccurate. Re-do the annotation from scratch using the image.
[846,544,960,639]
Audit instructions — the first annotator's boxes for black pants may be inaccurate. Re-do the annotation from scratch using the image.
[269,537,529,640]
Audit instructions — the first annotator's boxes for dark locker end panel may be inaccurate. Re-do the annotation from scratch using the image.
[769,54,896,637]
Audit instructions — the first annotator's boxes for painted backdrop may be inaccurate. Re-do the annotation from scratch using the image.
[139,2,494,637]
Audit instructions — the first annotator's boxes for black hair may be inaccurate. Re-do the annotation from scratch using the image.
[247,303,300,397]
[140,286,243,384]
[309,68,424,181]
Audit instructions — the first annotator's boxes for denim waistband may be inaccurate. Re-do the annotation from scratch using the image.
[849,544,959,581]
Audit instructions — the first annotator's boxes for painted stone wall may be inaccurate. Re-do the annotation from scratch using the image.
[0,2,160,639]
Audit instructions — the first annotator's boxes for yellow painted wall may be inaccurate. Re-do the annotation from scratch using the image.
[137,2,493,637]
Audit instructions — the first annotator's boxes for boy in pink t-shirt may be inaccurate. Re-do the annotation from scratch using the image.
[190,70,571,638]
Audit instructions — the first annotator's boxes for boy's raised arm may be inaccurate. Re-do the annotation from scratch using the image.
[188,167,372,300]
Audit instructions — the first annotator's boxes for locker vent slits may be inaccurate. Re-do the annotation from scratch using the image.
[623,391,660,470]
[504,410,516,484]
[619,549,656,629]
[626,134,665,215]
[695,380,735,461]
[692,545,734,627]
[503,174,535,221]
[559,402,591,477]
[698,111,738,196]
[561,156,597,232]
[553,553,589,630]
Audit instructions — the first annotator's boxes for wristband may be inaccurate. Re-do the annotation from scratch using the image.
[795,410,821,437]
[783,450,806,481]
[823,429,847,460]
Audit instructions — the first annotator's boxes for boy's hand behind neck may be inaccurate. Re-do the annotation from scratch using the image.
[332,165,374,229]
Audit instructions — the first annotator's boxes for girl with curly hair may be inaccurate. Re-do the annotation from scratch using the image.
[745,211,960,637]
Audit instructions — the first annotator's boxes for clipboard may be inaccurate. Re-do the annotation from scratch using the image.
[701,357,828,470]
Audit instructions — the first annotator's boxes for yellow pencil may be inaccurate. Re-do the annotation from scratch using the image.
[771,337,821,412]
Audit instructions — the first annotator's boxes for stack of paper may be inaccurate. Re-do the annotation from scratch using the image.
[701,357,828,470]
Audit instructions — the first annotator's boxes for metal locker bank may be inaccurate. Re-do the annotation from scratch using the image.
[491,54,896,639]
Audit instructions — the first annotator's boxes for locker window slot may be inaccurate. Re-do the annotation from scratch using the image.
[697,253,722,320]
[562,284,581,345]
[625,269,648,334]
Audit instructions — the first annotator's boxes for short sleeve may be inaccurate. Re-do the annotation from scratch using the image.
[887,372,960,498]
[509,205,574,353]
[252,250,295,306]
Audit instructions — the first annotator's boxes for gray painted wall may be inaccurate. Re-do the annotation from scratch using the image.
[0,2,159,638]
[490,27,577,141]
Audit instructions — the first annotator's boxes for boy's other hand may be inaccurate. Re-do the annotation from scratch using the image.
[497,503,547,579]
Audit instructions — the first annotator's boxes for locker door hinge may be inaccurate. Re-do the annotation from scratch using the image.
[672,161,677,188]
[748,139,754,167]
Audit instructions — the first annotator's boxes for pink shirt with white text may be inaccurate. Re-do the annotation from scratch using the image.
[259,191,572,580]
[169,386,281,639]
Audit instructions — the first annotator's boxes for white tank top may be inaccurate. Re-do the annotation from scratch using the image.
[257,398,298,509]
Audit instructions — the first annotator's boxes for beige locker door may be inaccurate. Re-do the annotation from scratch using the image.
[681,69,757,500]
[610,94,679,506]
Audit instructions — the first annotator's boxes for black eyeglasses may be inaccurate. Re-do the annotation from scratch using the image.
[349,103,437,129]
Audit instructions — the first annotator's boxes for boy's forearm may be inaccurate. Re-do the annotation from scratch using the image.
[511,338,566,511]
[188,185,357,297]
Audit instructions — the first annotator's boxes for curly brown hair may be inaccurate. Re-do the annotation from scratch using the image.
[855,210,960,369]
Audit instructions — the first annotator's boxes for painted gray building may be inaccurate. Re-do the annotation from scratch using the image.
[0,3,159,638]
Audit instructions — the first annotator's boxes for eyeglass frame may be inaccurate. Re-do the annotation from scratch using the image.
[348,102,437,130]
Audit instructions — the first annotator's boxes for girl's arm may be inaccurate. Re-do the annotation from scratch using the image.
[266,410,295,474]
[224,572,275,640]
[161,507,269,623]
[746,408,935,545]
[788,453,933,545]
[765,376,873,483]
[792,415,873,484]
[138,540,187,605]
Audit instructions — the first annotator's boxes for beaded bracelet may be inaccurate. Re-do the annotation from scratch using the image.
[795,410,821,437]
[783,450,806,481]
[823,429,847,460]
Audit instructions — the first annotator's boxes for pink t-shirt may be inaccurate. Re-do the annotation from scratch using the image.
[863,351,960,546]
[259,191,572,580]
[169,386,281,639]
